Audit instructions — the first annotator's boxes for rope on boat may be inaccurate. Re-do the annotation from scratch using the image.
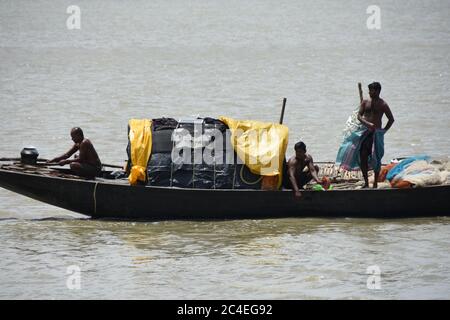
[239,165,263,185]
[232,165,236,189]
[169,123,179,188]
[93,182,99,215]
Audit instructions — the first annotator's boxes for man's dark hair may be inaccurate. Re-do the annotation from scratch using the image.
[71,127,84,137]
[294,141,306,151]
[368,82,382,92]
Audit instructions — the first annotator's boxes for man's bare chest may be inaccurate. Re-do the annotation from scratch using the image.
[363,101,383,117]
[295,161,308,174]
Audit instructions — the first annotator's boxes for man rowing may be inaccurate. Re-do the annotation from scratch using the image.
[48,127,102,178]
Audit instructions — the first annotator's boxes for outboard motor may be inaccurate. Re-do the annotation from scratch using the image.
[20,147,39,165]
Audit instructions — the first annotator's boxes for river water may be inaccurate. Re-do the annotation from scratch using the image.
[0,0,449,299]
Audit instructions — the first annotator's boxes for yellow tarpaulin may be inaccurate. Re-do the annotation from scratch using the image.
[128,119,152,186]
[219,116,289,189]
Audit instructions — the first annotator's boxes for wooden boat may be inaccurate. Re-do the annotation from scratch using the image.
[1,160,449,220]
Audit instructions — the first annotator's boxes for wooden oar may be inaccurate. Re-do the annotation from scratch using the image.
[0,157,124,169]
[48,162,125,169]
[101,163,125,169]
[0,157,21,162]
[0,157,49,162]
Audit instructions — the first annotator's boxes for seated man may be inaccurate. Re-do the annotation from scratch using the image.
[284,141,322,199]
[48,127,102,178]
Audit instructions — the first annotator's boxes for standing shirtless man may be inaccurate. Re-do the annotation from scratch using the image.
[357,82,395,188]
[48,127,102,178]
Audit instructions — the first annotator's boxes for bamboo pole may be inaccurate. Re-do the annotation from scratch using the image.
[279,98,287,124]
[358,82,363,104]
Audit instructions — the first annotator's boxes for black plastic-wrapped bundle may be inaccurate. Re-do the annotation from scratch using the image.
[127,117,263,189]
[146,118,178,186]
[147,152,172,186]
[126,118,177,185]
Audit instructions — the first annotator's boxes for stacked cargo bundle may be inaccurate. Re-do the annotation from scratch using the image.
[127,117,262,189]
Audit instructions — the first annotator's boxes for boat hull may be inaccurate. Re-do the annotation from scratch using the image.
[0,169,449,219]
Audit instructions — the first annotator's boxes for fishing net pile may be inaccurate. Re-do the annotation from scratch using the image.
[341,108,364,140]
[309,157,450,190]
[386,157,449,188]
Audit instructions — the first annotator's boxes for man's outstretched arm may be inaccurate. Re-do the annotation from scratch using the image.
[47,144,78,163]
[288,161,302,199]
[308,156,321,184]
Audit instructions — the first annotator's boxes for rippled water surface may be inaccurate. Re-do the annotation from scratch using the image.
[1,0,449,299]
[1,217,449,299]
